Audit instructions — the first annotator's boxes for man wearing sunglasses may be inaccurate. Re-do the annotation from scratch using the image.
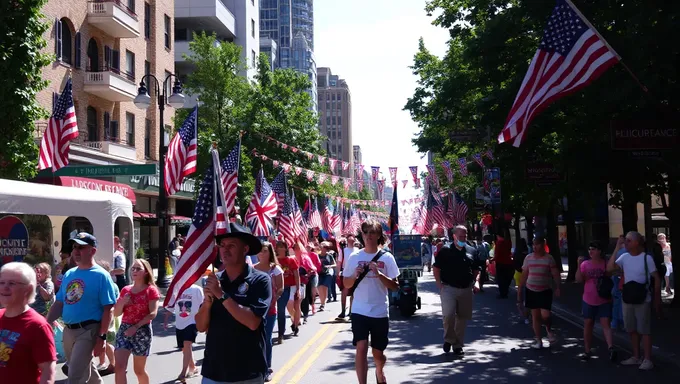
[343,220,399,384]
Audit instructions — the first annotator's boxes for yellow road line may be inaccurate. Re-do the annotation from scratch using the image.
[286,324,343,384]
[269,323,333,384]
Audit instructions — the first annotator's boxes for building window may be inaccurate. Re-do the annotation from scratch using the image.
[252,50,256,67]
[127,0,135,13]
[332,116,336,125]
[338,116,342,125]
[86,107,98,142]
[164,15,171,49]
[251,19,255,38]
[326,116,330,125]
[144,119,151,158]
[74,32,81,68]
[331,94,335,101]
[126,112,135,146]
[144,3,151,39]
[56,18,72,65]
[126,50,135,78]
[165,70,172,97]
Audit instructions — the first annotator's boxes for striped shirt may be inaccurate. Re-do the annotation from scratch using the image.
[523,253,557,292]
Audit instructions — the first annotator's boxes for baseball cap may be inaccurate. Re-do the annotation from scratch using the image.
[68,232,98,248]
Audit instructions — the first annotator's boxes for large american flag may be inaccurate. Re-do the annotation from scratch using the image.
[164,150,223,307]
[271,169,287,216]
[307,196,323,230]
[425,188,447,234]
[220,140,241,216]
[278,193,297,246]
[452,192,469,225]
[245,169,278,237]
[39,78,79,171]
[165,106,198,195]
[498,0,619,147]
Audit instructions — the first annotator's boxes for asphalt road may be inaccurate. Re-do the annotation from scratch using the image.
[56,272,675,383]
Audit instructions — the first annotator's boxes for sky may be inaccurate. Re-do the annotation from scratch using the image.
[314,0,449,201]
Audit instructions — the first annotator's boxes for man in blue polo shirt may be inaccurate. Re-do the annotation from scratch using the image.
[196,223,271,384]
[47,232,118,384]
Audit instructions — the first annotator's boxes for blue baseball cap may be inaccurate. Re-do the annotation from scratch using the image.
[68,232,98,248]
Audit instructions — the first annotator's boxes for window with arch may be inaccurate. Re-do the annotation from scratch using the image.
[87,107,98,142]
[55,18,73,65]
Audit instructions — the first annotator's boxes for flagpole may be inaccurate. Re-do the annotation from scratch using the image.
[565,0,648,93]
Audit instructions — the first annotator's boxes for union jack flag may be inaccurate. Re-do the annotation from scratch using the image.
[165,106,198,195]
[164,149,223,307]
[245,169,278,237]
[39,78,79,171]
[220,140,241,216]
[498,0,619,147]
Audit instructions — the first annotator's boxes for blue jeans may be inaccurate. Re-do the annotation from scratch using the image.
[277,286,290,337]
[264,314,276,369]
[326,275,337,300]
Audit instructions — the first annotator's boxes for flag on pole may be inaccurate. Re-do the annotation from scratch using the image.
[220,140,241,216]
[39,78,79,171]
[165,106,198,195]
[212,149,229,236]
[498,0,619,147]
[278,193,297,246]
[164,150,223,307]
[271,169,287,216]
[291,190,306,242]
[245,169,278,237]
[452,192,469,225]
[307,196,323,229]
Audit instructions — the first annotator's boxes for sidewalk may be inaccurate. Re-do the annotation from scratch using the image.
[548,258,679,369]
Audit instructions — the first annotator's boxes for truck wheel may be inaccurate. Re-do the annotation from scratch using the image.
[399,302,415,317]
[417,296,422,310]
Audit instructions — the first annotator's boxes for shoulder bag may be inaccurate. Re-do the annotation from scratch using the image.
[348,250,386,297]
[621,253,649,304]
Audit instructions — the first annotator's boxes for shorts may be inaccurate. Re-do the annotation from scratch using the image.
[665,262,673,277]
[308,274,319,288]
[582,301,613,320]
[351,313,389,351]
[513,271,522,287]
[176,324,198,346]
[115,323,153,356]
[319,274,334,287]
[289,285,305,301]
[525,289,553,310]
[623,302,652,335]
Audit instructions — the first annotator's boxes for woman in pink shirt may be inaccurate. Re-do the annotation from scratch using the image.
[575,241,616,362]
[113,259,160,384]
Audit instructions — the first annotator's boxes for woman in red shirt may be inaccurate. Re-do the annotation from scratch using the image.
[113,259,160,384]
[275,240,301,341]
[294,242,318,323]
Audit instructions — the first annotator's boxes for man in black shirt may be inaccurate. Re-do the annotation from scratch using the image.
[196,223,271,384]
[433,225,481,356]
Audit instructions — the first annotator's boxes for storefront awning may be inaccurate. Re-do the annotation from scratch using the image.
[37,176,136,205]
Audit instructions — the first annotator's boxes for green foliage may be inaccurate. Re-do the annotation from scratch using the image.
[406,1,680,215]
[0,0,51,180]
[176,33,354,214]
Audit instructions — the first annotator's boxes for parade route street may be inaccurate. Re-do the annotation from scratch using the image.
[56,273,675,383]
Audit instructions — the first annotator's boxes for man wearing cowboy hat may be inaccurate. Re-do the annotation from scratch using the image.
[195,223,272,384]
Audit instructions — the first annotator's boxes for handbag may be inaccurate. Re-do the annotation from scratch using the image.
[348,250,386,296]
[596,276,614,299]
[621,253,649,304]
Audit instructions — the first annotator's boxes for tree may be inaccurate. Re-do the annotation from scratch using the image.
[0,0,51,180]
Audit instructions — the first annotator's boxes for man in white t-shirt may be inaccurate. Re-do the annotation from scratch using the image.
[343,220,399,384]
[607,231,661,371]
[111,236,127,290]
[164,283,204,380]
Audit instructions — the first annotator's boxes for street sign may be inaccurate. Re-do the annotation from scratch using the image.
[37,164,157,178]
[610,115,680,150]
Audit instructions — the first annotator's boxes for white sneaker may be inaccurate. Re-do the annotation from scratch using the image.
[531,339,543,349]
[639,359,654,370]
[621,357,641,366]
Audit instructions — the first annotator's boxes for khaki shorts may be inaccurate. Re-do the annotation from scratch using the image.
[623,301,651,335]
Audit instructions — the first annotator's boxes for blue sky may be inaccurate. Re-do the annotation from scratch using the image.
[314,0,449,200]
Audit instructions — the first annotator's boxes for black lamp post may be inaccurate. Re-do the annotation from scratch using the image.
[133,74,185,287]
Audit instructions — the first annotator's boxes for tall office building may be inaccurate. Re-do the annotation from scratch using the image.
[260,0,317,113]
[175,0,260,89]
[317,67,352,177]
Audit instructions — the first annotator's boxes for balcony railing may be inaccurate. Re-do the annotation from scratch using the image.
[84,66,136,102]
[34,124,134,155]
[88,0,138,21]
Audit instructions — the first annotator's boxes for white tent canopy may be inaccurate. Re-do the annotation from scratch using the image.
[0,178,133,263]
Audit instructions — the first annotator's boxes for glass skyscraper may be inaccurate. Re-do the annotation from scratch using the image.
[260,0,317,113]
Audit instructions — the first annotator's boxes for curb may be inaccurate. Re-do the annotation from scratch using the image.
[550,300,680,370]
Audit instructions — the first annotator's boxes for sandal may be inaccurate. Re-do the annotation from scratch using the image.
[376,371,387,384]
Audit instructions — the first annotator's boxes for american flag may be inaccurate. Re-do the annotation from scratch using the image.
[271,169,287,216]
[498,0,619,147]
[220,140,241,216]
[329,199,342,235]
[277,193,297,247]
[166,106,198,195]
[245,169,278,237]
[452,192,469,225]
[307,196,323,230]
[412,201,426,234]
[321,196,332,233]
[444,193,456,229]
[291,190,306,241]
[213,149,229,236]
[425,188,447,234]
[164,150,223,307]
[345,205,361,236]
[39,78,79,171]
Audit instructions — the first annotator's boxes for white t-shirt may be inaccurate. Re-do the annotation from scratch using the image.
[169,284,204,330]
[341,247,357,272]
[345,249,400,318]
[616,252,657,302]
[113,250,126,270]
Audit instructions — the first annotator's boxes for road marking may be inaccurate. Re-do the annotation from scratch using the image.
[286,324,344,384]
[269,323,333,384]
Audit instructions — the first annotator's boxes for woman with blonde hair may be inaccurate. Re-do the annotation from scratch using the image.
[113,259,159,384]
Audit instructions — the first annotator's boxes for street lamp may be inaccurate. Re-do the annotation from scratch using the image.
[134,74,185,287]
